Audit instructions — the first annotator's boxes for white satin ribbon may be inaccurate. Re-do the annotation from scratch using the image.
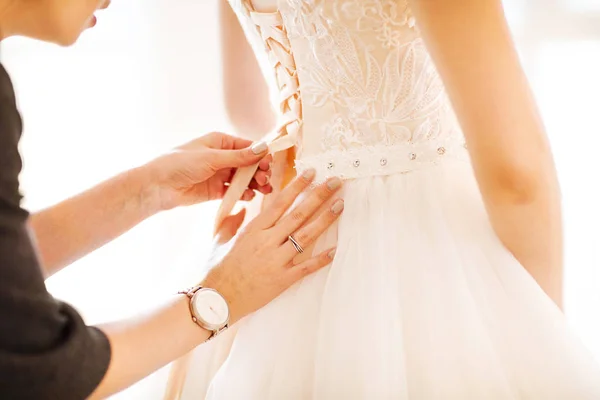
[214,134,297,233]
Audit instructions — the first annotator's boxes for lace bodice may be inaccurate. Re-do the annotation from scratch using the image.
[228,0,467,181]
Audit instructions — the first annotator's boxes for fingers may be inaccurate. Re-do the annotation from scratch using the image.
[248,180,273,195]
[258,157,272,171]
[254,170,271,186]
[212,132,266,153]
[252,169,271,187]
[233,136,263,151]
[185,133,273,175]
[226,180,271,198]
[252,169,317,229]
[215,157,271,192]
[201,132,253,151]
[199,132,269,170]
[287,248,336,281]
[281,199,344,258]
[206,144,268,170]
[232,169,272,197]
[241,189,256,201]
[247,163,272,194]
[272,177,342,239]
[222,186,256,202]
[206,134,274,171]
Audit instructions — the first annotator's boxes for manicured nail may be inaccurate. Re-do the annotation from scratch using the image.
[251,141,268,154]
[330,199,344,214]
[326,177,342,191]
[328,248,337,259]
[302,168,316,180]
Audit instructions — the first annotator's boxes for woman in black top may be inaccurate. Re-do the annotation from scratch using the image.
[0,1,343,398]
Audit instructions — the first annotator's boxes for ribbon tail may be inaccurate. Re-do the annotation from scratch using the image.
[214,134,297,236]
[214,163,260,235]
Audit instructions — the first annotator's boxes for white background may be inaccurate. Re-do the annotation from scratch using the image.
[1,0,599,398]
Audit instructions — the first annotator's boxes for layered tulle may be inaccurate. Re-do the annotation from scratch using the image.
[177,161,600,399]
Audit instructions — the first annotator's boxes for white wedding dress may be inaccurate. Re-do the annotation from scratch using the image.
[168,0,600,398]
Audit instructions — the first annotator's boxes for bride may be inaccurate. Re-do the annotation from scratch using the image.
[166,0,600,398]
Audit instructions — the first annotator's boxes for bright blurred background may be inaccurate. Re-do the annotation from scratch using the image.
[1,0,599,398]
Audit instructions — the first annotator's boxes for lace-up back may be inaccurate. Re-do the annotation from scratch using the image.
[230,0,467,181]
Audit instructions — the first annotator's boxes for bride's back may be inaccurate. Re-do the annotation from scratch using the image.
[229,0,467,182]
[168,3,600,399]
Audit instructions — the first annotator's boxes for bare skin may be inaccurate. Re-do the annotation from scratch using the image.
[31,134,274,277]
[219,0,276,140]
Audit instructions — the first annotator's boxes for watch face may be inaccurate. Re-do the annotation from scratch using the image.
[191,289,229,329]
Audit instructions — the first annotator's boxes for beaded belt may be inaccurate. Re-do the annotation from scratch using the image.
[215,137,468,231]
[295,141,469,183]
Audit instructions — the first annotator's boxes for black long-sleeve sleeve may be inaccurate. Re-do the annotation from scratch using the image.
[0,62,111,399]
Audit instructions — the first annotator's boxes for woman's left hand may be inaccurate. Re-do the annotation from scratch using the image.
[145,132,273,211]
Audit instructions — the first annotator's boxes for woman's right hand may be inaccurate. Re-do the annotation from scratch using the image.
[202,169,344,324]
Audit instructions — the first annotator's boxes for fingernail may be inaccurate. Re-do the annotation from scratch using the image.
[302,168,316,180]
[328,248,337,259]
[330,199,344,214]
[264,174,270,184]
[251,141,268,155]
[326,177,342,191]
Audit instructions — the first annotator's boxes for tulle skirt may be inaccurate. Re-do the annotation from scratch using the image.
[174,160,600,399]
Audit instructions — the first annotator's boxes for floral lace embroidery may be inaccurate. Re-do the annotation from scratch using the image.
[231,0,464,162]
[273,0,463,153]
[336,0,417,48]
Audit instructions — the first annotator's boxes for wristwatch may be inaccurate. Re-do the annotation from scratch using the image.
[179,286,229,339]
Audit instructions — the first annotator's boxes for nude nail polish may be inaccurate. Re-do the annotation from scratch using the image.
[331,199,344,214]
[328,249,337,259]
[251,141,268,154]
[326,177,342,190]
[302,168,316,179]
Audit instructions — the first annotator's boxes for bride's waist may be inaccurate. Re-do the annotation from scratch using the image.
[295,141,469,182]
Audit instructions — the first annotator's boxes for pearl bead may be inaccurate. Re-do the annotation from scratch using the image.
[380,158,387,166]
[437,147,446,155]
[353,159,360,167]
[408,152,417,160]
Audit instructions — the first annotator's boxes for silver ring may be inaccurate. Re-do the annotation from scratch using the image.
[288,235,304,254]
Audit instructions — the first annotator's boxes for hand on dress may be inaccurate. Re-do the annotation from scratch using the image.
[145,132,273,211]
[202,170,344,324]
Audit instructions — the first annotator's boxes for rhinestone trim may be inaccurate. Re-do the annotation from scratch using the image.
[295,142,468,183]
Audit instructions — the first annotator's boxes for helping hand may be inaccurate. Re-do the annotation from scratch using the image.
[145,132,273,211]
[202,170,344,324]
